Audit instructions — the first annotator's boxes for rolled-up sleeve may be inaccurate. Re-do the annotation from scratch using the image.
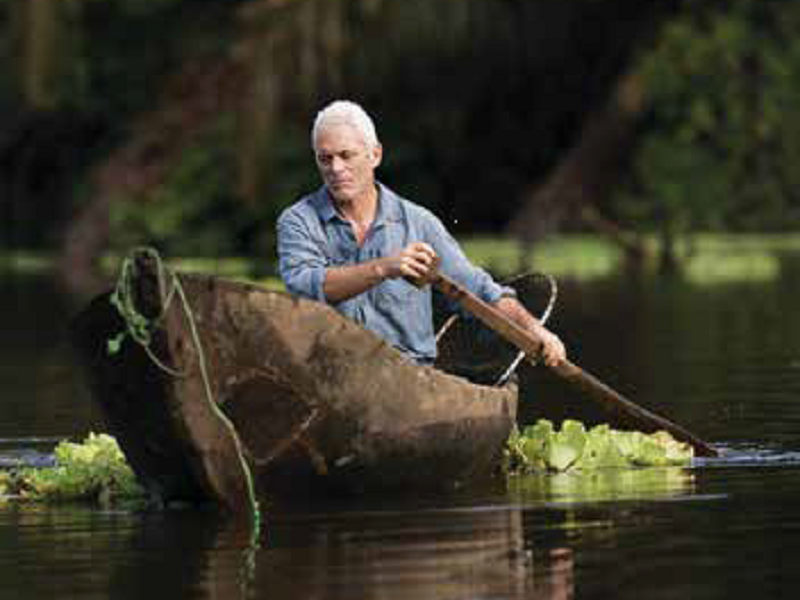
[423,211,515,303]
[276,208,328,302]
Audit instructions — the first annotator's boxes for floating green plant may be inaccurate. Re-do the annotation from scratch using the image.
[506,419,694,474]
[0,472,11,500]
[508,464,695,504]
[1,433,146,507]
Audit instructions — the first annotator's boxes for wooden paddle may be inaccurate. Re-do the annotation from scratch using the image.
[421,269,718,458]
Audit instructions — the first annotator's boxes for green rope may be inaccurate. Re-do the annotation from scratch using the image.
[108,249,182,376]
[108,247,261,530]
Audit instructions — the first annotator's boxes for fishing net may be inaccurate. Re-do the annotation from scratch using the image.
[433,272,557,386]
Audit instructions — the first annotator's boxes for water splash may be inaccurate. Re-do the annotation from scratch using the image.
[696,442,800,468]
[0,437,60,469]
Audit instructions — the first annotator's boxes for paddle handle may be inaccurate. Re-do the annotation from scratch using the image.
[431,272,718,457]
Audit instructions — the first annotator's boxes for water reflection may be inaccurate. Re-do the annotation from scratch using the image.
[151,505,578,600]
[0,505,140,598]
[508,466,695,505]
[1,501,576,600]
[0,274,99,439]
[256,507,543,599]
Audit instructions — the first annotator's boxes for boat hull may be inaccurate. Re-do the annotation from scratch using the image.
[70,257,518,511]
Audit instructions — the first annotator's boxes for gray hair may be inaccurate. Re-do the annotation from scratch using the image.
[311,100,380,150]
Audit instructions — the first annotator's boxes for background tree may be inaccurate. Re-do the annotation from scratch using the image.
[614,0,800,270]
[2,0,800,288]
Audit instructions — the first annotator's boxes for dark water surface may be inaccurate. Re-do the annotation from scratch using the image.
[2,263,800,599]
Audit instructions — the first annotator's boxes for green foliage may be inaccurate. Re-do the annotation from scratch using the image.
[107,114,314,264]
[109,119,246,257]
[620,0,800,232]
[506,419,694,474]
[508,464,694,503]
[2,433,145,507]
[0,472,10,499]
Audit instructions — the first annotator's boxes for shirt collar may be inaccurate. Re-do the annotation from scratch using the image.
[373,182,404,228]
[313,181,402,226]
[313,186,339,223]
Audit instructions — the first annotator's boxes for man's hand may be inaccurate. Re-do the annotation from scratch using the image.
[380,242,437,280]
[494,296,567,368]
[323,242,436,303]
[533,325,567,368]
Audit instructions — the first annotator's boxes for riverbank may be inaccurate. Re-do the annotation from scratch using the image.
[4,232,800,284]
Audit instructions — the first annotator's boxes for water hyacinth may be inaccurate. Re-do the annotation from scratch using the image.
[506,419,694,473]
[0,472,10,499]
[1,433,145,506]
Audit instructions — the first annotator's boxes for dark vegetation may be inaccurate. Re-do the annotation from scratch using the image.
[1,0,799,288]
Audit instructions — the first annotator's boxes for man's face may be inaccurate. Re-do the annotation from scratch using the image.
[314,123,382,205]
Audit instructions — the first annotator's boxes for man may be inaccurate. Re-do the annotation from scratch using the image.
[277,100,566,367]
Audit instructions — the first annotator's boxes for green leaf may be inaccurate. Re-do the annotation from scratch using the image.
[3,433,145,505]
[107,332,125,355]
[505,419,694,473]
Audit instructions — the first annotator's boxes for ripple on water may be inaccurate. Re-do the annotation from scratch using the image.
[697,442,800,468]
[0,438,60,469]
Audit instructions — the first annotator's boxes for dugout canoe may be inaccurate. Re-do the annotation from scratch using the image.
[70,251,518,513]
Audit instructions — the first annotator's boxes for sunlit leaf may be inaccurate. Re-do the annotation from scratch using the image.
[506,419,694,473]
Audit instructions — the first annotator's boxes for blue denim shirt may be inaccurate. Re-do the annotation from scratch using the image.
[277,183,513,362]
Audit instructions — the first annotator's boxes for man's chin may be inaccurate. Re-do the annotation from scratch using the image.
[327,186,354,203]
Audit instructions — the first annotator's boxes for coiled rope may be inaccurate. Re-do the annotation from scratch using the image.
[108,247,261,530]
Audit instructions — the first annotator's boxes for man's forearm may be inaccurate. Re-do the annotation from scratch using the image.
[493,295,567,366]
[323,259,389,304]
[494,296,546,334]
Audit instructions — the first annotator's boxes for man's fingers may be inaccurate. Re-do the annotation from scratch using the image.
[389,242,437,281]
[541,335,566,367]
[404,254,430,269]
[409,246,435,262]
[400,244,435,269]
[400,256,430,278]
[411,242,435,257]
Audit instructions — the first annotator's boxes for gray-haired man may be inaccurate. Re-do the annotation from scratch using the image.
[277,100,566,366]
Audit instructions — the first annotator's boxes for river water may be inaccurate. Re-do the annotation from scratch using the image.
[2,256,800,600]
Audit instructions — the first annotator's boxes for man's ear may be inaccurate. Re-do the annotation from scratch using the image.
[371,143,383,169]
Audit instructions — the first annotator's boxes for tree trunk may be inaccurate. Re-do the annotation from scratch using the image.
[19,0,80,110]
[24,0,59,108]
[235,25,282,204]
[234,0,349,203]
[505,69,650,263]
[57,59,246,296]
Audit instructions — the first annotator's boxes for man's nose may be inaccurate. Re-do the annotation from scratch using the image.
[330,156,346,172]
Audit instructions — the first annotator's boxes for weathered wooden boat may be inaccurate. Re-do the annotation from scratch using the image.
[70,252,517,513]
